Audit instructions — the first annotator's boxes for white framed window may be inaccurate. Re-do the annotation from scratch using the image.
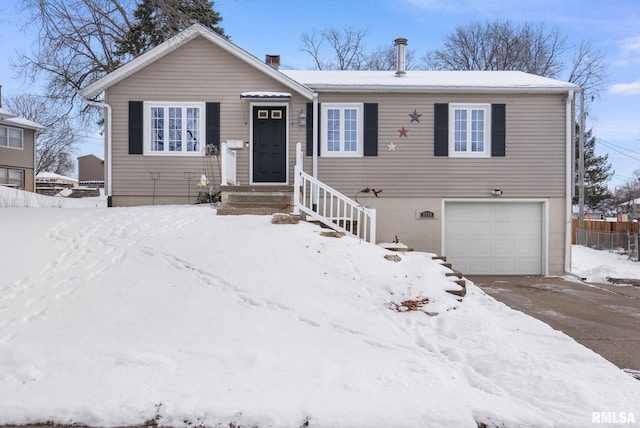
[0,126,24,149]
[321,103,363,157]
[0,168,25,189]
[449,103,491,157]
[144,102,204,155]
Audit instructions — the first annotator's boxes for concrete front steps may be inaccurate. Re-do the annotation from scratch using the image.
[432,255,467,297]
[217,185,293,216]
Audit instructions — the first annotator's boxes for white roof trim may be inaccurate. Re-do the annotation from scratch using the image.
[79,24,314,100]
[1,116,46,131]
[0,107,17,120]
[281,70,581,93]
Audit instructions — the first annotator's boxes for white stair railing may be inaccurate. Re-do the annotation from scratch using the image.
[220,142,237,185]
[293,143,376,244]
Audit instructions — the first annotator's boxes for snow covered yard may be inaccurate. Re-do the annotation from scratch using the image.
[571,244,640,285]
[1,187,639,427]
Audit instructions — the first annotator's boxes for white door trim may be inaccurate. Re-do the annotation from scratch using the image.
[249,102,289,185]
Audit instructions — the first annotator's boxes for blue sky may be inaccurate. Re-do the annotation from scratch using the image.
[1,0,638,187]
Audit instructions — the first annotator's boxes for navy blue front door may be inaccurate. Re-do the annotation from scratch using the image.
[253,106,286,183]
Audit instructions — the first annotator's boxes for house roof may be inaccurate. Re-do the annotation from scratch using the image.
[281,70,581,93]
[79,24,314,100]
[1,116,46,131]
[79,24,580,101]
[0,107,17,120]
[36,171,78,183]
[77,154,104,161]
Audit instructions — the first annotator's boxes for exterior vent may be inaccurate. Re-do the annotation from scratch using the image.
[394,38,408,77]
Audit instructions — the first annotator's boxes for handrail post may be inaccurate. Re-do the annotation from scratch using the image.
[369,208,377,244]
[220,141,228,186]
[293,143,302,214]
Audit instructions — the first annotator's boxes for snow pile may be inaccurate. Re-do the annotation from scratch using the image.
[572,245,640,284]
[0,193,639,427]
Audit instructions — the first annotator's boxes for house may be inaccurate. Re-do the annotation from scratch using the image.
[77,154,105,187]
[0,91,46,192]
[79,24,580,276]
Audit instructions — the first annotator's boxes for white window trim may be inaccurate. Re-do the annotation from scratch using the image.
[143,101,205,156]
[321,103,364,157]
[0,125,24,150]
[448,103,491,158]
[0,167,25,189]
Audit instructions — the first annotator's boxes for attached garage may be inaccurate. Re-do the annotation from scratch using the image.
[443,200,547,275]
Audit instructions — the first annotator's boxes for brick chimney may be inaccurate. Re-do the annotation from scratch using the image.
[265,55,280,70]
[394,38,408,77]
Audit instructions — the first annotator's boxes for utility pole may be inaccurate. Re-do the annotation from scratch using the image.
[578,90,585,229]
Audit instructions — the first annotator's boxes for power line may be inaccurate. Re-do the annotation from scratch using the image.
[597,139,640,163]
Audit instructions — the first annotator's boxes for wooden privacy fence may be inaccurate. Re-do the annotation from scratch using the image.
[571,219,638,244]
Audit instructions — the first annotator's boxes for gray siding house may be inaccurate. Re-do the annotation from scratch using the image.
[0,108,45,192]
[79,24,580,276]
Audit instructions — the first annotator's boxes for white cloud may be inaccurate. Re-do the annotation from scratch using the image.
[620,35,640,54]
[609,79,640,94]
[402,0,452,11]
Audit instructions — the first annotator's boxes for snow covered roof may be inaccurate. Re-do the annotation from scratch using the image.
[281,70,581,93]
[1,116,46,131]
[0,107,17,120]
[79,24,314,101]
[36,171,78,183]
[240,91,292,99]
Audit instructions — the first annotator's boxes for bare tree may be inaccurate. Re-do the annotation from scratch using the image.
[423,20,608,100]
[426,21,566,76]
[5,93,79,176]
[364,44,418,71]
[566,40,608,103]
[301,27,369,70]
[17,0,133,116]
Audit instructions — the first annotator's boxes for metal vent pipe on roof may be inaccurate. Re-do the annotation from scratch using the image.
[394,38,408,77]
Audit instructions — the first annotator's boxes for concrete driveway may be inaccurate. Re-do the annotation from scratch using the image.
[468,275,640,375]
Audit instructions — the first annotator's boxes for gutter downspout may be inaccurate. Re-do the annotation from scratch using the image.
[33,131,37,192]
[84,98,112,207]
[564,89,576,273]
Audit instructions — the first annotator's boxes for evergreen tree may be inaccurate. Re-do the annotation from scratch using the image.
[574,125,614,210]
[116,0,226,58]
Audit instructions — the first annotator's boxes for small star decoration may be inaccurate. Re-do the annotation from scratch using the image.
[409,109,422,123]
[387,142,397,151]
[398,126,409,137]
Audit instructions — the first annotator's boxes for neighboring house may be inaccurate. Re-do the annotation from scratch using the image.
[0,105,46,192]
[79,24,580,276]
[618,198,640,219]
[77,154,105,187]
[36,171,79,187]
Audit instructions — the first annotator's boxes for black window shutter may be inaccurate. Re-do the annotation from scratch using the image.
[206,102,221,148]
[305,102,321,156]
[434,103,448,156]
[491,104,506,157]
[363,103,378,157]
[306,103,314,156]
[128,101,143,155]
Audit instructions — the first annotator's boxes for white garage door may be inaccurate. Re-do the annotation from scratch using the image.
[444,202,543,275]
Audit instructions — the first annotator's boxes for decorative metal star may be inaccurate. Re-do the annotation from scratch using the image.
[387,142,397,151]
[409,109,422,123]
[398,126,409,137]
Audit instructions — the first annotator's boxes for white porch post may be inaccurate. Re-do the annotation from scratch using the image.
[312,92,319,209]
[293,143,302,214]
